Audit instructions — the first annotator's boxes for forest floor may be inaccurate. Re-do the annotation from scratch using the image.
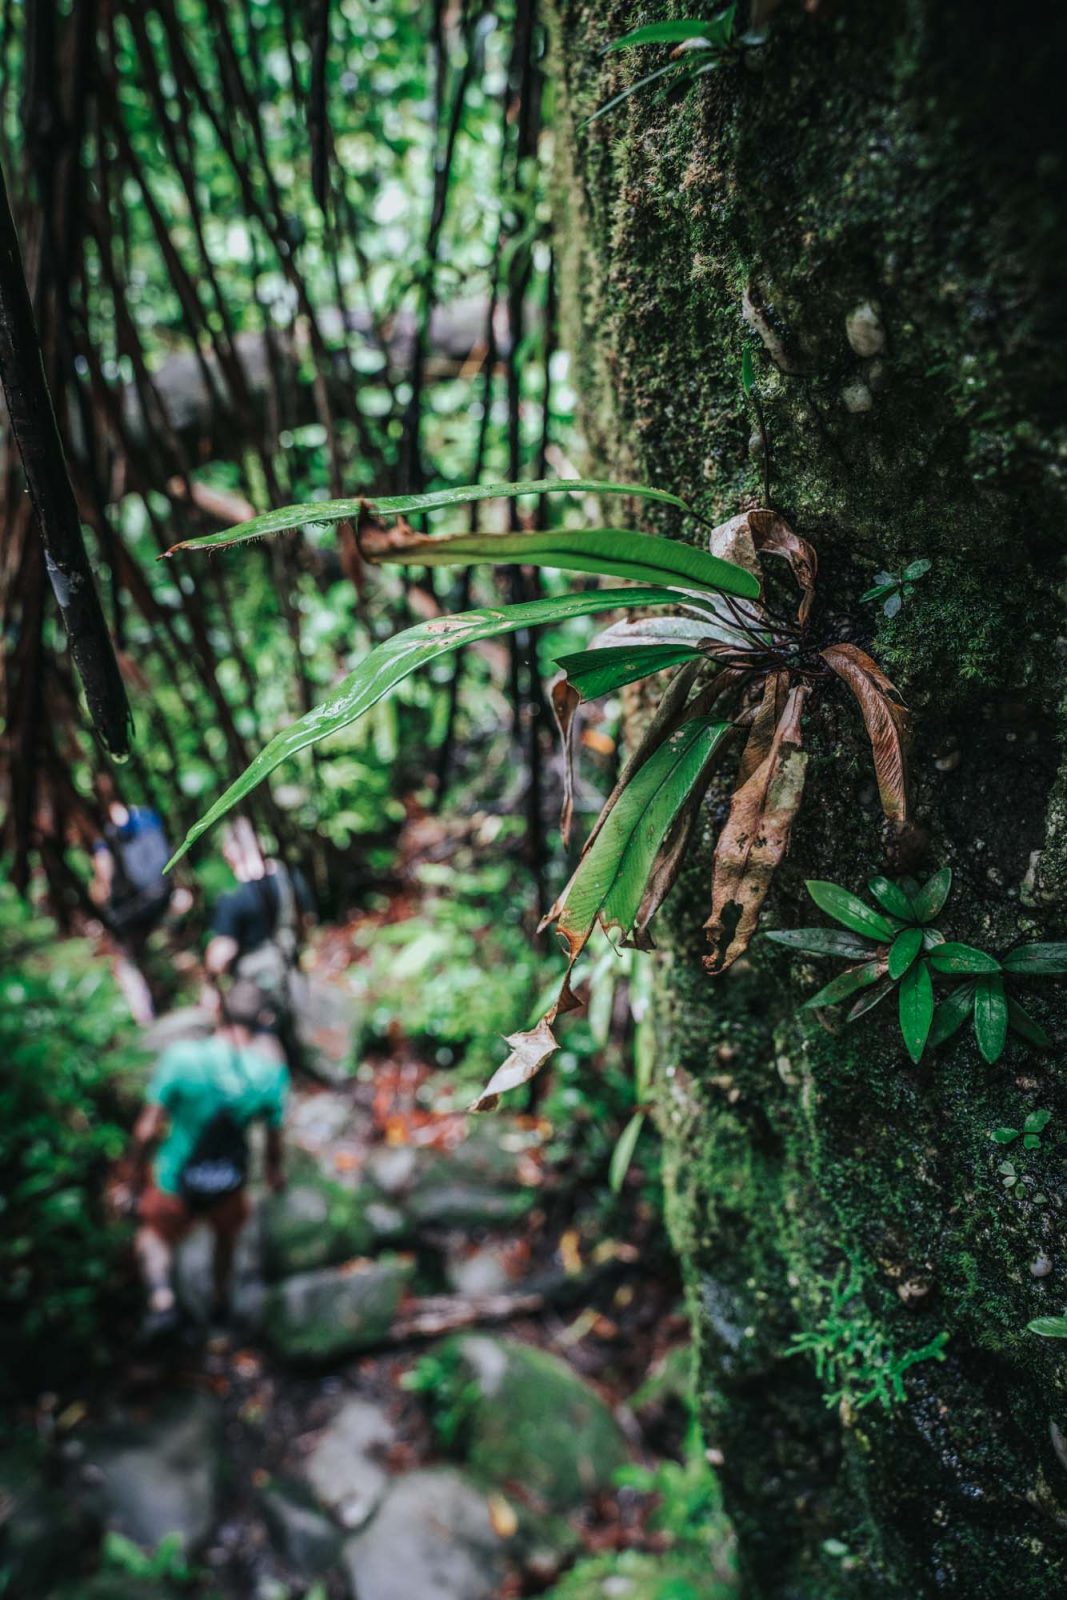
[12,849,731,1600]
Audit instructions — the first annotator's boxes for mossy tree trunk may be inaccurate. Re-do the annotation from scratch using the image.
[551,3,1067,1594]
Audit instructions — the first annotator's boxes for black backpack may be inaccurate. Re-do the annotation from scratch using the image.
[179,1108,249,1211]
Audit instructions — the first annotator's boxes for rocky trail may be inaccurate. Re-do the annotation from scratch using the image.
[3,939,715,1600]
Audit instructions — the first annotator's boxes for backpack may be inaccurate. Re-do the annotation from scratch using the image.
[109,809,172,932]
[179,1107,249,1211]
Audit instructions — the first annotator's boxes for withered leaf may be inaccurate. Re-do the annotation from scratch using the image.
[736,671,789,786]
[704,683,811,974]
[709,509,818,628]
[550,673,581,847]
[820,643,909,825]
[468,1017,561,1114]
[748,510,818,627]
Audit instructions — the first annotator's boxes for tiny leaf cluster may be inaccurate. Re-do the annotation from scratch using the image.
[768,870,1064,1064]
[860,559,931,618]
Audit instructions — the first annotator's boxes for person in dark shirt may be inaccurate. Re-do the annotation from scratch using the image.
[205,821,313,1071]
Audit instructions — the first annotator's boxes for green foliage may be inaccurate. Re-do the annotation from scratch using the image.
[347,853,548,1083]
[400,1344,480,1451]
[770,869,1063,1065]
[860,559,932,618]
[0,881,143,1393]
[1027,1316,1067,1339]
[586,8,739,127]
[787,1263,949,1412]
[554,643,703,701]
[164,479,699,557]
[166,583,708,870]
[100,1531,196,1586]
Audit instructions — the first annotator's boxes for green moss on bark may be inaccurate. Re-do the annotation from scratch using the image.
[552,2,1067,1594]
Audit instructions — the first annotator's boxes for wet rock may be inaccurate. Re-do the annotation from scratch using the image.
[303,1397,395,1530]
[341,1468,507,1600]
[79,1393,224,1553]
[404,1135,538,1230]
[265,1256,414,1362]
[258,1477,341,1574]
[438,1335,629,1511]
[260,1177,404,1281]
[444,1239,516,1297]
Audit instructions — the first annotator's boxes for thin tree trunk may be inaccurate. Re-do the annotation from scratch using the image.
[552,3,1067,1595]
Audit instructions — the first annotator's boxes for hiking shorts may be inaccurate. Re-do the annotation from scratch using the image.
[138,1183,249,1245]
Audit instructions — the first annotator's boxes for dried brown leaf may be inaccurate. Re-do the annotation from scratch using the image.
[550,673,581,847]
[736,671,789,786]
[468,1017,560,1113]
[748,510,818,626]
[821,643,909,824]
[704,684,810,973]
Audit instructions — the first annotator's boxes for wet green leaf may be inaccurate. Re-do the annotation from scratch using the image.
[846,973,896,1021]
[741,345,755,397]
[802,959,887,1010]
[888,926,923,979]
[911,866,952,924]
[898,959,934,1064]
[928,982,976,1050]
[366,525,760,599]
[974,974,1008,1064]
[609,1111,647,1193]
[990,1127,1020,1144]
[163,479,696,557]
[869,875,917,923]
[764,927,877,960]
[1024,1109,1051,1134]
[559,717,733,952]
[554,643,704,700]
[902,559,932,581]
[1027,1317,1067,1338]
[805,881,895,943]
[1008,999,1051,1049]
[928,942,1000,975]
[607,11,735,51]
[167,587,686,868]
[1002,942,1067,975]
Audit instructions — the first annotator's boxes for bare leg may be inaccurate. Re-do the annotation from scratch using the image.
[135,1224,176,1314]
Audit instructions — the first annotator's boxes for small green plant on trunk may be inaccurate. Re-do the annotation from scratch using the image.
[768,869,1065,1064]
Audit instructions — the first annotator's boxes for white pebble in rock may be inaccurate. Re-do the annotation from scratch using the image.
[842,379,873,413]
[1031,1254,1053,1278]
[846,300,886,357]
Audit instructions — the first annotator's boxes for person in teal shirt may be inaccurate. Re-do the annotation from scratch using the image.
[121,980,289,1339]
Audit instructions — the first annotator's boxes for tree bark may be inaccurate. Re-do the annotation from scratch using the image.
[552,3,1067,1595]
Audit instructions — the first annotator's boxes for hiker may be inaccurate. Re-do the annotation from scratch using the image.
[89,774,176,1022]
[205,820,314,1070]
[119,979,288,1339]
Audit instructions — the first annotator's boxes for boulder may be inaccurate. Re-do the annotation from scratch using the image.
[303,1396,395,1530]
[365,1125,539,1231]
[341,1468,508,1600]
[258,1477,341,1575]
[435,1336,629,1511]
[259,1178,404,1281]
[265,1257,413,1362]
[79,1393,224,1553]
